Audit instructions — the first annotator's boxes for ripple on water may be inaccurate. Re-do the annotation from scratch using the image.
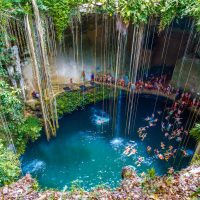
[22,159,46,174]
[91,108,111,126]
[110,138,124,147]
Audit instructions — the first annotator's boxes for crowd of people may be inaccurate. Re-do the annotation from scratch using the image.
[94,72,200,110]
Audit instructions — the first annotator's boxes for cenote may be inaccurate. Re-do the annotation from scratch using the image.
[21,92,195,190]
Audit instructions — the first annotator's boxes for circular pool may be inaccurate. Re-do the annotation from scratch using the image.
[21,93,195,190]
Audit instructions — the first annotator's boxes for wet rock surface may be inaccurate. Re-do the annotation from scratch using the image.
[0,165,199,200]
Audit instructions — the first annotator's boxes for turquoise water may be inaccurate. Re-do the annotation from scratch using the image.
[22,93,195,190]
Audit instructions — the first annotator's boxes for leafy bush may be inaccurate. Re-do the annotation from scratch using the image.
[56,86,113,117]
[0,65,42,154]
[20,116,42,142]
[147,167,156,179]
[2,0,200,40]
[190,123,200,142]
[0,139,21,186]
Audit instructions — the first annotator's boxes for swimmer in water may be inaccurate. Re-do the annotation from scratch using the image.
[123,146,131,155]
[167,123,172,131]
[165,132,169,137]
[145,116,150,121]
[158,154,164,160]
[181,149,187,157]
[135,156,144,166]
[157,111,162,115]
[128,148,137,156]
[154,149,159,155]
[168,167,174,174]
[141,127,146,131]
[147,146,152,153]
[161,122,165,131]
[176,137,182,142]
[169,145,173,151]
[141,133,147,141]
[149,122,156,127]
[153,118,158,123]
[165,115,170,120]
[184,130,188,135]
[165,154,169,161]
[97,118,105,124]
[161,142,165,149]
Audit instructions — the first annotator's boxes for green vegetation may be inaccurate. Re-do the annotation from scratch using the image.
[1,0,200,39]
[0,139,21,186]
[190,123,200,142]
[0,65,42,154]
[146,167,156,179]
[0,38,42,186]
[190,123,200,164]
[56,86,113,117]
[191,187,200,199]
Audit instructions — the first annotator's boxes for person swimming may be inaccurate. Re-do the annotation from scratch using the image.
[166,123,172,131]
[128,148,137,156]
[135,156,144,166]
[168,167,174,174]
[158,154,164,160]
[141,133,147,141]
[154,149,159,154]
[149,122,156,127]
[144,116,151,121]
[161,122,165,131]
[176,137,182,142]
[123,146,131,155]
[157,111,162,115]
[161,142,165,149]
[165,132,169,137]
[181,149,187,157]
[153,118,158,123]
[147,146,151,153]
[169,145,173,151]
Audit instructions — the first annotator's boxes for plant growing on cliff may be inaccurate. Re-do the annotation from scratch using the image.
[147,167,156,179]
[190,123,200,142]
[0,139,21,186]
[56,86,113,117]
[0,39,42,153]
[2,0,200,40]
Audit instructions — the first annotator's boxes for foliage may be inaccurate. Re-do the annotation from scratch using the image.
[42,0,200,38]
[191,187,200,199]
[190,123,200,142]
[0,67,42,154]
[0,139,21,186]
[20,116,42,142]
[191,154,200,165]
[1,0,200,39]
[119,0,158,24]
[42,0,79,40]
[147,167,156,179]
[56,86,113,117]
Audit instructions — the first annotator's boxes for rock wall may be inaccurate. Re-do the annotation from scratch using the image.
[151,30,190,67]
[171,57,200,93]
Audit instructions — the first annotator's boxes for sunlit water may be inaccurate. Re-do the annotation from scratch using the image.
[21,93,195,190]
